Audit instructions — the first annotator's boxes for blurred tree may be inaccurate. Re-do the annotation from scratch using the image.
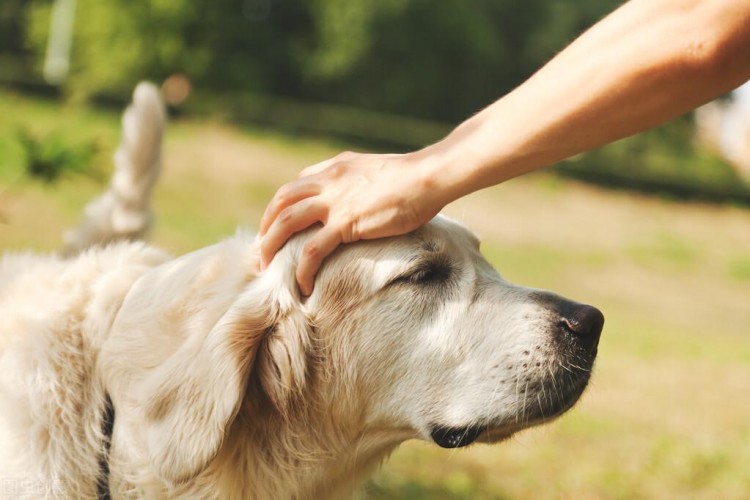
[27,0,206,99]
[13,0,750,202]
[0,0,34,82]
[0,0,25,53]
[22,0,621,120]
[290,0,621,121]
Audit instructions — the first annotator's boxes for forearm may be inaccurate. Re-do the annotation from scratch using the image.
[259,0,750,290]
[419,0,750,201]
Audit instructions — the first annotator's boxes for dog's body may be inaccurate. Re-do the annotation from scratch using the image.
[0,86,603,499]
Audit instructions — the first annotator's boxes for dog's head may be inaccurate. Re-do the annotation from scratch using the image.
[297,215,603,449]
[103,216,602,485]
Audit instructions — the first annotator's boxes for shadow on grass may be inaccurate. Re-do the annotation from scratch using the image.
[362,480,510,500]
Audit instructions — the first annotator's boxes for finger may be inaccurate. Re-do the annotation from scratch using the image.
[260,198,327,269]
[296,224,342,296]
[259,178,320,236]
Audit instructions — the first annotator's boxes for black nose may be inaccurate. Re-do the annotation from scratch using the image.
[559,303,604,351]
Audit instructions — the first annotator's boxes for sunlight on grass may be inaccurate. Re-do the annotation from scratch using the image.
[480,243,612,288]
[626,231,699,269]
[728,255,750,282]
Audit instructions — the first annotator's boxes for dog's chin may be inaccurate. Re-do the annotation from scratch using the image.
[430,381,591,449]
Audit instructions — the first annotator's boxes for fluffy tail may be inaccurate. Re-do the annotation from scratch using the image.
[63,82,166,255]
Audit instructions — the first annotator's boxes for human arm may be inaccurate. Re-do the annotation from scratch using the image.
[260,0,750,295]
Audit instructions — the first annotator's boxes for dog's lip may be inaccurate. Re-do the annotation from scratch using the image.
[428,424,527,448]
[476,427,515,444]
[428,361,595,447]
[432,409,574,447]
[429,425,484,448]
[475,418,554,444]
[429,420,527,448]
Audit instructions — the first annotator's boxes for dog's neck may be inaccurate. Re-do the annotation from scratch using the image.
[209,404,411,499]
[220,429,405,499]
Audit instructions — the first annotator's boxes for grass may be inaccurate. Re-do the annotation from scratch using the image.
[728,256,750,282]
[626,232,700,270]
[2,89,750,499]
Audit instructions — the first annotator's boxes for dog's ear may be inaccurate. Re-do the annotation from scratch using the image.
[133,283,276,484]
[101,243,311,484]
[253,293,312,417]
[238,242,314,419]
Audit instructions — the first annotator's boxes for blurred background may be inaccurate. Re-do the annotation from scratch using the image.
[1,1,750,498]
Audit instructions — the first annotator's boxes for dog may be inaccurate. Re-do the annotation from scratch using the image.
[0,84,604,499]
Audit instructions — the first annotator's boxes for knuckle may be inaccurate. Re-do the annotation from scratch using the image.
[302,241,321,259]
[274,184,294,204]
[272,197,287,213]
[278,206,295,224]
[331,216,354,243]
[347,220,360,242]
[325,162,347,179]
[275,182,290,196]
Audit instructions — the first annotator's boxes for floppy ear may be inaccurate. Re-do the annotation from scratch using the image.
[102,241,312,484]
[135,285,275,484]
[254,296,312,417]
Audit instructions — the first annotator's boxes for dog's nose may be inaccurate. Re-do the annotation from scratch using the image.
[531,292,605,352]
[559,303,604,351]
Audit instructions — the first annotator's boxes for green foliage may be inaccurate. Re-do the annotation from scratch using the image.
[14,0,750,202]
[26,0,212,100]
[305,0,409,80]
[0,0,27,56]
[295,0,620,121]
[22,0,621,119]
[17,127,98,183]
[556,117,750,204]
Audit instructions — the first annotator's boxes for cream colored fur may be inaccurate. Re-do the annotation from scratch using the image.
[0,85,601,500]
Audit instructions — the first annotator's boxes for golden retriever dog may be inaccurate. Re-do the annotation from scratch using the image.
[0,84,604,499]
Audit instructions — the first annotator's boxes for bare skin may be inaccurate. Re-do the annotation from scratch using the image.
[260,0,750,295]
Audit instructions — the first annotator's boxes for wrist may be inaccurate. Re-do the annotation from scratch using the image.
[409,114,500,204]
[405,143,461,212]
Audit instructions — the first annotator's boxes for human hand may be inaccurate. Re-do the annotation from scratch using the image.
[259,151,445,295]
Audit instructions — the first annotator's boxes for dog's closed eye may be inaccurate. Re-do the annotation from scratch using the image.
[389,259,453,287]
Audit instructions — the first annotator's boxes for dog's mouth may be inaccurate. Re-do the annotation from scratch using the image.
[429,426,484,448]
[429,355,595,449]
[429,424,517,448]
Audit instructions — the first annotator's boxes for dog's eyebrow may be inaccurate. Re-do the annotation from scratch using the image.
[420,240,440,253]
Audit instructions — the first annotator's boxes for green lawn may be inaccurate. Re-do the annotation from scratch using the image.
[2,89,749,499]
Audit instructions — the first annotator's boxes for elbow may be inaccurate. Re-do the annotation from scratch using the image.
[688,37,746,79]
